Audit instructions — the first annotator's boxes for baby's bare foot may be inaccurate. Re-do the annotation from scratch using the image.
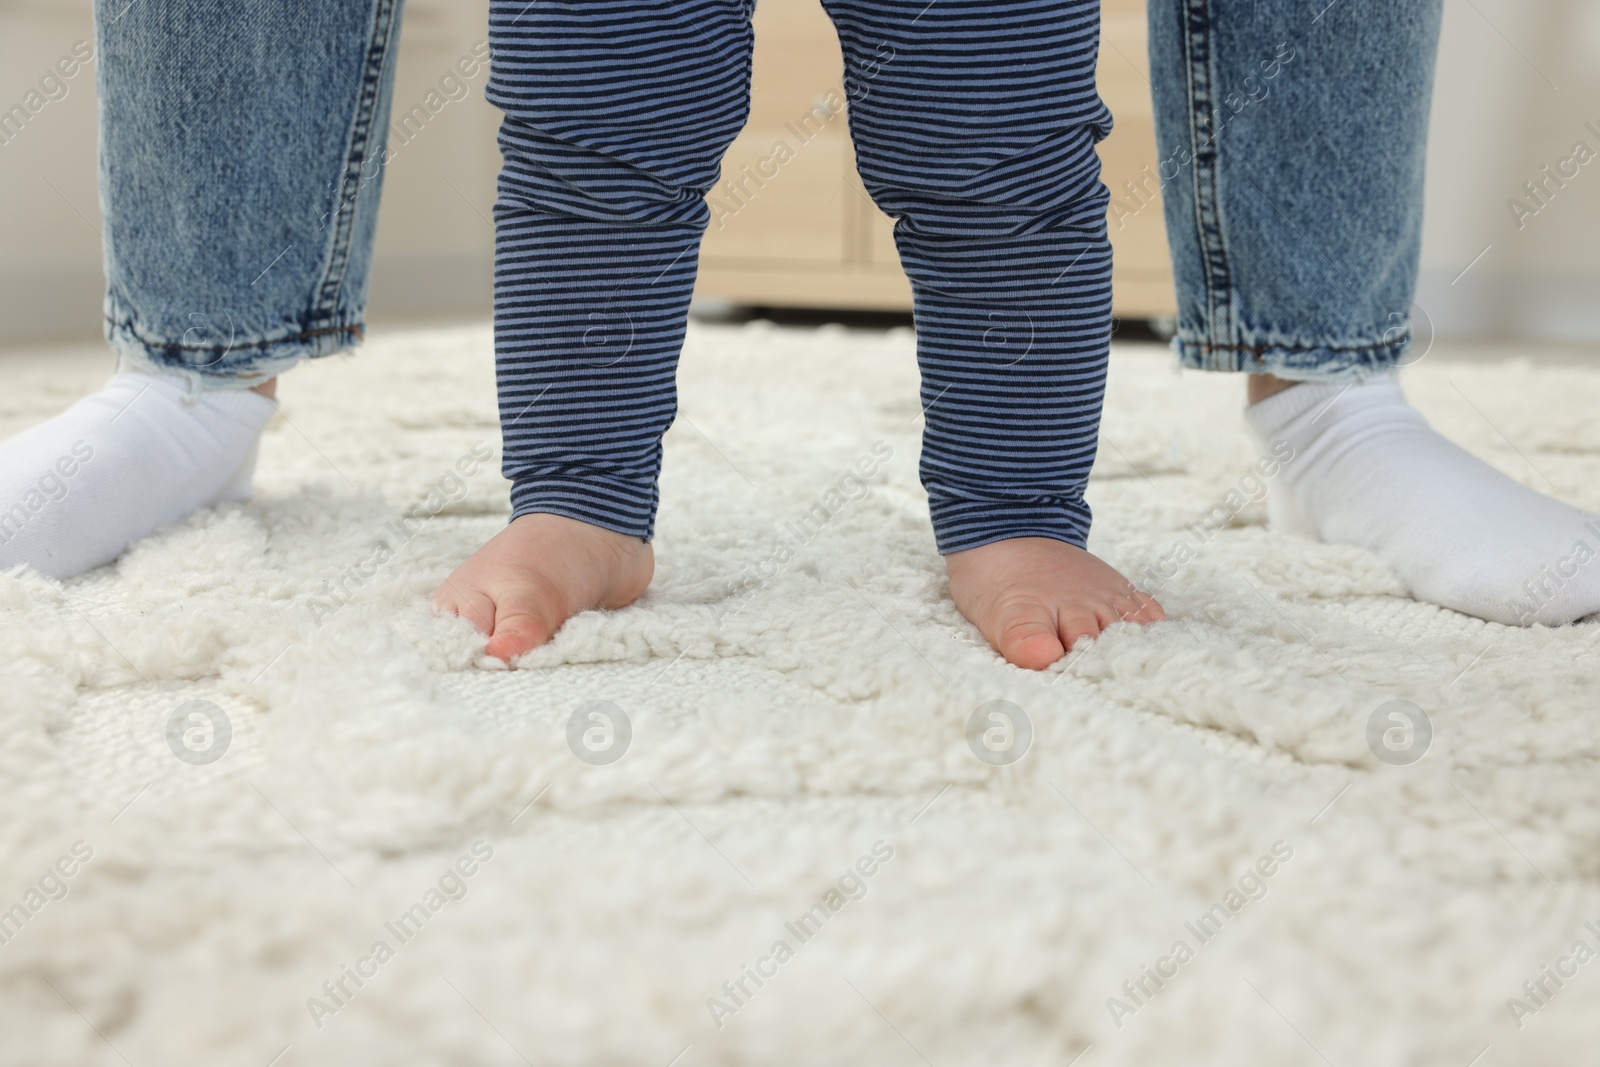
[432,513,653,662]
[946,537,1164,670]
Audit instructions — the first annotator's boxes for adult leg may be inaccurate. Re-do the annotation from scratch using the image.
[0,0,403,579]
[819,0,1163,669]
[1148,0,1600,625]
[432,0,756,659]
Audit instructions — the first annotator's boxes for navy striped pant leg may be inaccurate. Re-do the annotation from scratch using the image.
[821,0,1114,553]
[486,0,756,540]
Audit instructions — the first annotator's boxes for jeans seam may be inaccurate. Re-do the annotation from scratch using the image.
[313,0,401,326]
[1185,338,1398,354]
[103,315,363,356]
[1182,0,1234,348]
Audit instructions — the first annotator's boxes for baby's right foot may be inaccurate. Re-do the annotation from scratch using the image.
[947,536,1164,670]
[432,512,653,661]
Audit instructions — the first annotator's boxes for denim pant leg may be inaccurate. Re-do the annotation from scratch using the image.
[96,0,405,390]
[1148,0,1443,380]
[487,0,755,540]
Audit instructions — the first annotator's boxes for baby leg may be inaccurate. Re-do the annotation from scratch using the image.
[433,0,756,659]
[820,0,1163,668]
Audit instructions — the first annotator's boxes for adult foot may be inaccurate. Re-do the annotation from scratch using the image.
[946,537,1165,670]
[432,512,653,661]
[1247,374,1600,625]
[0,369,275,579]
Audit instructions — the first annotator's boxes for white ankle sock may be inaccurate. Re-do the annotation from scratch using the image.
[1245,374,1600,626]
[0,370,276,579]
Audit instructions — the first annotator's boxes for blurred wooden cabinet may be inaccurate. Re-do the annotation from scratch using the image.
[695,0,1176,319]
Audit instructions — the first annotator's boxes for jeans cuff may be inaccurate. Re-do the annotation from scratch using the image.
[508,474,657,542]
[1172,333,1409,382]
[105,303,365,393]
[929,497,1091,554]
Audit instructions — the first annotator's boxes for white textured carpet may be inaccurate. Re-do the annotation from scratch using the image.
[3,322,1600,1067]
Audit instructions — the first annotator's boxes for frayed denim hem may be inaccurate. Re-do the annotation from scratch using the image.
[106,309,364,395]
[1172,334,1409,383]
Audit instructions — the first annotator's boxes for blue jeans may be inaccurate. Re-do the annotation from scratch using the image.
[97,0,404,388]
[1148,0,1444,380]
[97,0,1441,390]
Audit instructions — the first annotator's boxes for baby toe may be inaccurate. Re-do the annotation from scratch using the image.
[1057,611,1103,656]
[432,580,497,635]
[995,602,1069,671]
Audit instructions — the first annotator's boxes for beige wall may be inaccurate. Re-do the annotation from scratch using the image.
[1418,0,1600,342]
[358,0,499,322]
[3,0,1598,345]
[1,0,104,343]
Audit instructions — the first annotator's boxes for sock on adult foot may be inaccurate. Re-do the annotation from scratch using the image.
[0,370,276,580]
[1244,374,1600,626]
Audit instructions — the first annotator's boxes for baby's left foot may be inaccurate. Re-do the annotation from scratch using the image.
[946,537,1164,670]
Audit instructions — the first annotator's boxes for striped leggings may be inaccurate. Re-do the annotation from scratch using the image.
[488,0,1112,553]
